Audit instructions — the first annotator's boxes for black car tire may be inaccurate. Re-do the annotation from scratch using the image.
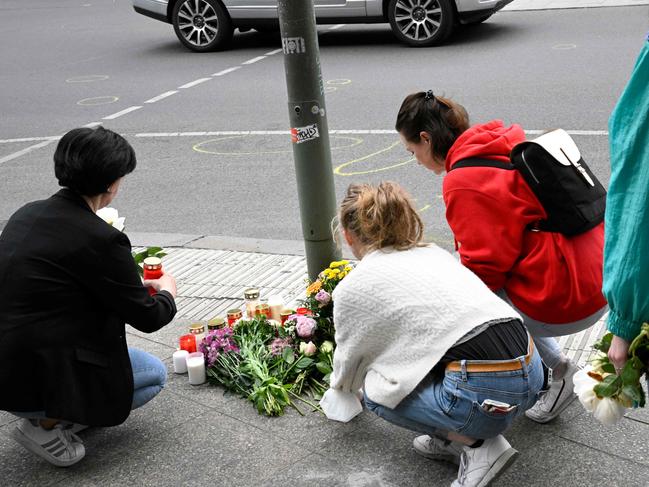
[388,0,455,47]
[172,0,233,52]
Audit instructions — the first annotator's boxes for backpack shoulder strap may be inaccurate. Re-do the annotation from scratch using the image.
[450,157,515,171]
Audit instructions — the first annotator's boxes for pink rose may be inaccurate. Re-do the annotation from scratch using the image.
[295,315,317,339]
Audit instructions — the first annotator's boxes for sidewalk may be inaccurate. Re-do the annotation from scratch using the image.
[504,0,649,10]
[2,235,648,486]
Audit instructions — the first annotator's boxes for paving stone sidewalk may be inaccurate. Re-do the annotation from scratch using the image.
[2,239,648,487]
[504,0,649,10]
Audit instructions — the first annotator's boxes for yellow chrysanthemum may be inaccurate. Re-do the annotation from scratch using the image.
[306,280,322,296]
[340,260,349,266]
[329,261,340,269]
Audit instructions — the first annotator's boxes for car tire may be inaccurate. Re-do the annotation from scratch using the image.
[388,0,455,47]
[172,0,233,52]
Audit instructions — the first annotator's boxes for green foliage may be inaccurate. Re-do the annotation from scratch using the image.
[206,316,335,416]
[588,324,649,408]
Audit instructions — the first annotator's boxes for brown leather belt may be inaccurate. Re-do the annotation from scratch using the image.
[446,339,535,373]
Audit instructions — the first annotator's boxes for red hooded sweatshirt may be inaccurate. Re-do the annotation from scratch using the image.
[443,120,606,324]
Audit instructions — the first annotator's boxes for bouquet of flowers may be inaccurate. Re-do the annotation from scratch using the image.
[300,260,353,341]
[203,259,353,416]
[574,323,649,425]
[204,317,335,416]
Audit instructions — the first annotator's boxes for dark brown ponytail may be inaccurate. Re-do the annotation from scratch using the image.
[395,91,470,160]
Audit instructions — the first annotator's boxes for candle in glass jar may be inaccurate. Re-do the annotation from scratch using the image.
[255,303,271,318]
[179,334,197,353]
[296,307,313,316]
[226,308,243,326]
[207,317,225,331]
[172,350,189,374]
[186,352,206,385]
[267,295,284,322]
[143,257,163,296]
[189,323,205,348]
[244,288,260,319]
[280,309,295,325]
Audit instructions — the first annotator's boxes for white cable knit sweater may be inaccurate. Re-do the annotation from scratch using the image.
[329,245,521,409]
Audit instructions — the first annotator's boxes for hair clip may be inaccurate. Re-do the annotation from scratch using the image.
[424,90,435,101]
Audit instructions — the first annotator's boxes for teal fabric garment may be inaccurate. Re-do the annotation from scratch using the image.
[603,40,649,342]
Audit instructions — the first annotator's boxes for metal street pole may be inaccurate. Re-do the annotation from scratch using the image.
[277,0,341,281]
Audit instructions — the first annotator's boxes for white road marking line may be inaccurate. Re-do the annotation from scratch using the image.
[145,90,179,103]
[0,129,611,145]
[131,129,610,137]
[212,67,241,76]
[0,139,57,165]
[102,106,143,120]
[179,78,211,89]
[83,122,103,128]
[242,56,266,65]
[0,136,59,144]
[265,48,283,56]
[328,24,345,30]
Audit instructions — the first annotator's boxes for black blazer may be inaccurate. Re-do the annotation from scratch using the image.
[0,189,176,426]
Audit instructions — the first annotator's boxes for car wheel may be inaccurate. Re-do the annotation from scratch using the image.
[388,0,455,47]
[172,0,233,52]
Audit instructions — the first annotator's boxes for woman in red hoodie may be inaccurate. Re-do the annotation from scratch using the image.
[395,90,608,430]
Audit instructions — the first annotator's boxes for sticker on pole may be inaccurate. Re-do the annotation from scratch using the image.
[291,123,320,144]
[282,37,306,54]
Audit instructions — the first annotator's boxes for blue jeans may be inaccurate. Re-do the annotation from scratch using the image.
[365,349,544,440]
[11,348,166,421]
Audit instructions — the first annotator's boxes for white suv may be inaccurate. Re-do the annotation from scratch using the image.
[132,0,514,52]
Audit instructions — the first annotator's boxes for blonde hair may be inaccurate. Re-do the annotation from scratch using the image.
[338,181,424,252]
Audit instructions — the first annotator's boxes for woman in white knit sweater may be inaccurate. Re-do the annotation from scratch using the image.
[320,182,544,487]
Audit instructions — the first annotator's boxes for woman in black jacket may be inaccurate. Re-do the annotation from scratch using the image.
[0,127,178,467]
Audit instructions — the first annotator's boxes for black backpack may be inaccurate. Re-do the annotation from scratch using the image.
[450,129,606,236]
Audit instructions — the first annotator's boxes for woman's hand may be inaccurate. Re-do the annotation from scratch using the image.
[143,272,177,299]
[608,334,630,373]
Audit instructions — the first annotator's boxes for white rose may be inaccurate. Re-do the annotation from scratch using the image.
[577,387,600,412]
[592,397,626,425]
[573,367,599,396]
[96,207,125,231]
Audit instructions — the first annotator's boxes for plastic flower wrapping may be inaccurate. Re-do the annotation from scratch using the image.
[575,323,649,425]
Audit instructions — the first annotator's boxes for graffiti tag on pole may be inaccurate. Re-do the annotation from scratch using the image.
[282,36,306,54]
[291,123,320,144]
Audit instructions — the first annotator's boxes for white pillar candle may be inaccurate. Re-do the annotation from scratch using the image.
[186,352,206,385]
[268,294,284,322]
[172,350,189,374]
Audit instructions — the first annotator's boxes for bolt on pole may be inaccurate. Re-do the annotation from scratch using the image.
[277,0,341,281]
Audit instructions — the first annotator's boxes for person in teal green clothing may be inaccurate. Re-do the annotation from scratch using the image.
[603,35,649,371]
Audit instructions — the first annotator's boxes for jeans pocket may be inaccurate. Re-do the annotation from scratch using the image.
[457,401,519,439]
[438,377,458,415]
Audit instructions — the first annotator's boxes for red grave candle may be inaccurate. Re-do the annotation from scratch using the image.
[295,307,313,316]
[179,334,197,353]
[143,256,163,295]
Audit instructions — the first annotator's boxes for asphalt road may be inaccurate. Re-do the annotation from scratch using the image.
[1,0,647,249]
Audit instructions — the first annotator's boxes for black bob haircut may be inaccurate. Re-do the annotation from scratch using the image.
[54,126,136,196]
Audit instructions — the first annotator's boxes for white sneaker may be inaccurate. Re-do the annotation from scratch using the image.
[12,419,85,467]
[451,435,518,487]
[525,362,579,424]
[413,435,463,464]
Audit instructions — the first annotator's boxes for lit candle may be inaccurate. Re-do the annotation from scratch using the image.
[172,350,189,374]
[186,352,206,385]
